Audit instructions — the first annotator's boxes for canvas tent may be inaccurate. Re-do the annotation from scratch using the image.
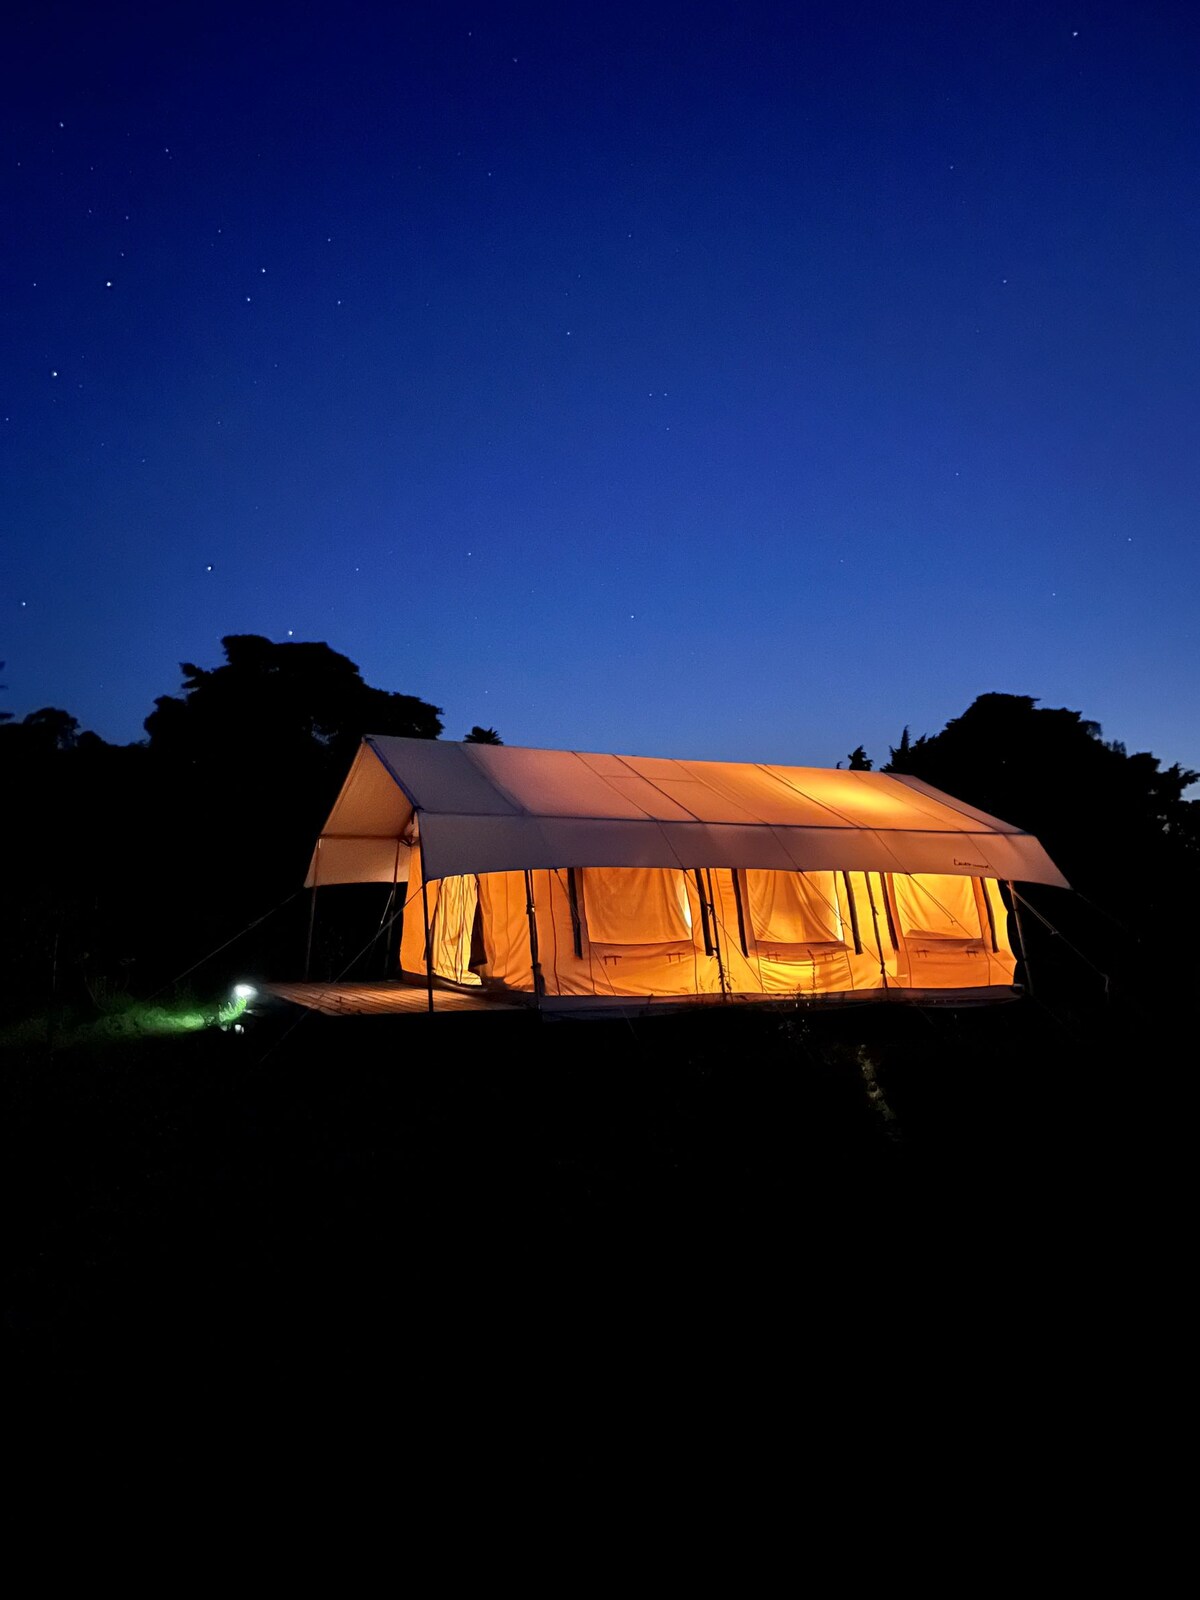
[305,736,1068,1011]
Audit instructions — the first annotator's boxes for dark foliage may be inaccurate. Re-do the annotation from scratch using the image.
[5,997,1182,1391]
[884,692,1199,878]
[145,634,443,770]
[140,636,445,981]
[884,692,1200,998]
[0,638,447,1012]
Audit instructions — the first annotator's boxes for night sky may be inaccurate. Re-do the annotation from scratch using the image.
[4,2,1198,776]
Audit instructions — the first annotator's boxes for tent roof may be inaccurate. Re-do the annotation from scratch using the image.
[306,736,1069,889]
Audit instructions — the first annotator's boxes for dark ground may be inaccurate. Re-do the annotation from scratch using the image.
[4,991,1182,1409]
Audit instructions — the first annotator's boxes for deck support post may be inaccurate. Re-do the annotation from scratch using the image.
[524,870,544,1009]
[383,837,402,977]
[304,847,319,980]
[420,843,434,1014]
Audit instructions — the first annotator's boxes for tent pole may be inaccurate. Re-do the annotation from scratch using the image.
[384,837,402,977]
[524,870,544,1009]
[864,874,889,989]
[1008,881,1034,999]
[704,868,730,1001]
[420,839,435,1013]
[304,847,319,980]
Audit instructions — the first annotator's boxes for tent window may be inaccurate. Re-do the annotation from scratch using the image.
[892,874,981,940]
[582,868,693,945]
[744,871,843,946]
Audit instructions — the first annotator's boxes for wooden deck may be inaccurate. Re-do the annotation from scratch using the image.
[261,981,525,1016]
[261,979,1019,1018]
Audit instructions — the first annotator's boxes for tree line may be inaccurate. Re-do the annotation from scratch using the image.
[0,636,494,1012]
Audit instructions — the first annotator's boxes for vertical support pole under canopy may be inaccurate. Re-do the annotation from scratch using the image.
[842,872,863,956]
[524,869,544,1006]
[1008,881,1033,999]
[304,845,319,981]
[383,836,402,977]
[420,837,434,1014]
[703,868,730,999]
[863,873,888,987]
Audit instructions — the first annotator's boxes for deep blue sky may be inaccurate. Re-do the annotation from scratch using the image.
[4,1,1198,775]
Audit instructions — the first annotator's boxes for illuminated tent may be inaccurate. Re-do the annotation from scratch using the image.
[306,736,1068,1010]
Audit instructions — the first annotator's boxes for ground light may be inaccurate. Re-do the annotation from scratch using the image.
[216,983,257,1031]
[0,984,262,1049]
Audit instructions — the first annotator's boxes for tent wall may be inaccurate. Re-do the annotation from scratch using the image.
[400,856,1018,1000]
[709,869,890,997]
[327,738,1045,1003]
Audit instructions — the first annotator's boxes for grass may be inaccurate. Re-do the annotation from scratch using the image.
[0,989,250,1052]
[2,989,1182,1396]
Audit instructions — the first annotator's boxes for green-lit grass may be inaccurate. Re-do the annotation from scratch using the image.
[0,990,249,1050]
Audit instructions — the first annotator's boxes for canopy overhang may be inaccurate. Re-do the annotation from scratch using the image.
[305,737,1069,890]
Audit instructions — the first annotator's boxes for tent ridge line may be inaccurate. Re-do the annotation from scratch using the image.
[459,740,535,817]
[365,736,425,815]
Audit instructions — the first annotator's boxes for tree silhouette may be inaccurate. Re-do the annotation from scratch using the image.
[137,636,446,983]
[145,635,442,772]
[881,693,1200,990]
[846,745,872,770]
[464,726,503,745]
[882,693,1197,863]
[887,725,928,772]
[0,636,500,1003]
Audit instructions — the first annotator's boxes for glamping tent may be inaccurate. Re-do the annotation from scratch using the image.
[305,736,1068,1012]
